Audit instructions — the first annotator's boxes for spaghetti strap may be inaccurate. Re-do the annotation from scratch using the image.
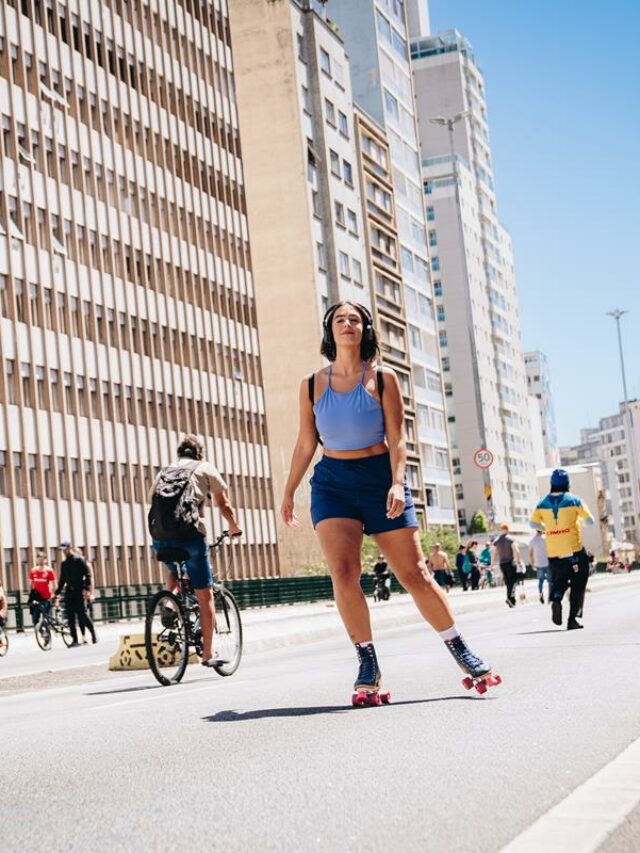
[360,362,367,384]
[327,364,332,390]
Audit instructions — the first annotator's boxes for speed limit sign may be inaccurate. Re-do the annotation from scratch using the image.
[473,448,494,469]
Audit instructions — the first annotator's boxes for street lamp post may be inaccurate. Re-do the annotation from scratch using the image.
[428,111,493,525]
[606,309,640,541]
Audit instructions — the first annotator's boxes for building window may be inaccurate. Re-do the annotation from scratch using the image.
[317,242,327,272]
[433,280,442,297]
[439,330,448,347]
[352,259,363,287]
[347,209,358,235]
[339,252,351,279]
[320,48,331,76]
[301,85,310,113]
[428,230,438,247]
[312,190,320,217]
[437,305,445,322]
[324,98,335,125]
[334,202,345,227]
[426,206,435,221]
[330,149,340,176]
[338,111,348,137]
[431,256,440,272]
[342,160,353,185]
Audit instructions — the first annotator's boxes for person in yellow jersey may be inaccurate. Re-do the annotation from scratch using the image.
[530,468,594,630]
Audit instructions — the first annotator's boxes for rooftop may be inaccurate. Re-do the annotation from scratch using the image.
[410,29,477,67]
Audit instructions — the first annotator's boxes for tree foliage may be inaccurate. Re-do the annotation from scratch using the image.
[468,510,489,534]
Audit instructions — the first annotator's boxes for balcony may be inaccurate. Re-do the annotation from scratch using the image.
[426,506,457,526]
[423,465,452,484]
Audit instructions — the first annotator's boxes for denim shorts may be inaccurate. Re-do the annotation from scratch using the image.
[152,535,212,589]
[310,452,418,535]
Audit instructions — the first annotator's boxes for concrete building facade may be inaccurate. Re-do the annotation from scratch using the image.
[0,0,279,589]
[326,0,456,527]
[229,0,375,573]
[410,29,537,534]
[525,350,559,468]
[561,401,640,547]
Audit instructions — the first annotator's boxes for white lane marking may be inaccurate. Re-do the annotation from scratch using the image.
[500,735,640,852]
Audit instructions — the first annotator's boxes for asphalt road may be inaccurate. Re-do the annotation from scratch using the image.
[2,579,640,852]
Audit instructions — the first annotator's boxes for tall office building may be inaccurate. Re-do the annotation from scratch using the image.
[326,0,456,528]
[0,0,278,590]
[410,29,537,533]
[525,350,560,468]
[230,0,375,572]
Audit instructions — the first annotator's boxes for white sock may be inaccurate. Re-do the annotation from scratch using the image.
[438,625,461,642]
[357,640,374,648]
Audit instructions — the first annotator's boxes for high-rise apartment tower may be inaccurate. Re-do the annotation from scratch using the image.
[0,0,278,589]
[411,29,537,533]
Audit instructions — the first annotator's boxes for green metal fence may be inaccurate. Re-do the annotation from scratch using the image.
[4,561,636,632]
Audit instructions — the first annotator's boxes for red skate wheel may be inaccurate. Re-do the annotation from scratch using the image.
[352,692,367,707]
[492,674,502,685]
[380,692,391,704]
[367,692,382,706]
[475,681,487,695]
[462,677,474,690]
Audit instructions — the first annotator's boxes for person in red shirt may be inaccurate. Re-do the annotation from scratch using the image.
[28,553,56,626]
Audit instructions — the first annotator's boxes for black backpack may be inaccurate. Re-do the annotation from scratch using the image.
[147,461,201,540]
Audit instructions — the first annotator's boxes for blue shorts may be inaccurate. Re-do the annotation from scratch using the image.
[152,535,212,589]
[310,453,418,535]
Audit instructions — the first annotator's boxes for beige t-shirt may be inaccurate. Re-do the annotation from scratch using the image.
[150,457,227,538]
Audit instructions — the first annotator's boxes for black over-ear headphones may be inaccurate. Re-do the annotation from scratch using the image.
[322,302,374,347]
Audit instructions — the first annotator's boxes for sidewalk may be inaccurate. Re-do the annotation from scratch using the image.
[1,572,637,683]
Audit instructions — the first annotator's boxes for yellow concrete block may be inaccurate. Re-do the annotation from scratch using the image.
[108,633,198,671]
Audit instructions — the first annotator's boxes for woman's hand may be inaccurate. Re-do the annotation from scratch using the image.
[281,492,299,528]
[386,483,405,519]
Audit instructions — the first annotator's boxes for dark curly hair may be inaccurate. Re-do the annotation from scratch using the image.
[177,434,204,460]
[320,301,380,362]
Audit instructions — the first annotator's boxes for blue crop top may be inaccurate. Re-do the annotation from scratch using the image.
[313,364,385,451]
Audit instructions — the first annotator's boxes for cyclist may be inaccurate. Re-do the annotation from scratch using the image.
[55,542,98,646]
[28,552,56,627]
[148,434,242,667]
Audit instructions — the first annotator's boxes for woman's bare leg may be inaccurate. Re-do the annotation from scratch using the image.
[315,518,371,643]
[374,528,454,632]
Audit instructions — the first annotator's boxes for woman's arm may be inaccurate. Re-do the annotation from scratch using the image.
[281,378,319,526]
[380,367,407,519]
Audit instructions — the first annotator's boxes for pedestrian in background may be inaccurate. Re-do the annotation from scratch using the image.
[428,543,453,593]
[55,542,98,646]
[0,580,7,629]
[479,541,494,588]
[465,541,481,591]
[492,524,523,607]
[27,553,56,626]
[530,468,594,630]
[528,530,550,604]
[455,545,468,591]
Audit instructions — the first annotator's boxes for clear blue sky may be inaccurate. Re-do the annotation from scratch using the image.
[427,0,640,447]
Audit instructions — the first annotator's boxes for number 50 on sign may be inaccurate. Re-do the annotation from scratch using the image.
[473,448,494,469]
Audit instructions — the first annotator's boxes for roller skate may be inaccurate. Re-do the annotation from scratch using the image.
[351,643,391,707]
[444,635,502,696]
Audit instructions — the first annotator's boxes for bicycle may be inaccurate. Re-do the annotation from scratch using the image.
[33,601,74,651]
[0,621,8,657]
[145,531,243,686]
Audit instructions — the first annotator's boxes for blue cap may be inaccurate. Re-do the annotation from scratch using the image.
[550,468,570,489]
[59,540,72,549]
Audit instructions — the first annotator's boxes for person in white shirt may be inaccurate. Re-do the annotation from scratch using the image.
[529,530,550,604]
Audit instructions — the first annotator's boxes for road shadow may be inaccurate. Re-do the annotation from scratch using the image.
[517,629,564,635]
[86,684,163,696]
[203,695,484,722]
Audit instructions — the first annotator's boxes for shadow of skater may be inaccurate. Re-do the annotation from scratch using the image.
[203,695,483,723]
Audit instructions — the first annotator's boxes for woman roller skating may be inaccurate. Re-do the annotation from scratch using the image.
[280,302,500,705]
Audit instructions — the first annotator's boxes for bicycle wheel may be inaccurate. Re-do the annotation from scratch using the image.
[60,620,74,647]
[35,619,52,651]
[145,591,189,686]
[212,587,243,676]
[0,629,8,657]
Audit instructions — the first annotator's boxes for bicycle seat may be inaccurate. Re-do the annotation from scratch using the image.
[155,547,190,564]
